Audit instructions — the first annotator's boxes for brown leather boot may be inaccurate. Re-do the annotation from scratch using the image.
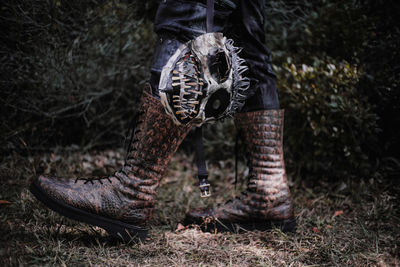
[30,85,192,241]
[184,109,296,233]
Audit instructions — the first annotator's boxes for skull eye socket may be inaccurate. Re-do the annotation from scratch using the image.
[208,49,230,83]
[204,89,230,119]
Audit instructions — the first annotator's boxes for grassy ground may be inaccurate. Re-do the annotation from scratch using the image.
[0,149,399,266]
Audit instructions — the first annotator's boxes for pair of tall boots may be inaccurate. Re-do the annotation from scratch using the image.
[30,85,295,241]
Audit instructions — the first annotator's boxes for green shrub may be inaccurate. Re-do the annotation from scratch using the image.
[277,57,380,176]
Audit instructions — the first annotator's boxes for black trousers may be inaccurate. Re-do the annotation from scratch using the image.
[150,0,279,111]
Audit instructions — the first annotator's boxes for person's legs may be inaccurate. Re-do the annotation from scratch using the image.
[29,0,242,241]
[29,1,220,240]
[225,0,279,111]
[184,0,296,232]
[29,0,295,240]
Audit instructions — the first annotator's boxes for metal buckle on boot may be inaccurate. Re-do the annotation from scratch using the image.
[199,175,211,198]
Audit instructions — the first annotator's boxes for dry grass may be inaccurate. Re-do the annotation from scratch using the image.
[0,149,399,266]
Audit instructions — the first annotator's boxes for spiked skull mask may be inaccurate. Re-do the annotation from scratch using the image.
[158,32,249,126]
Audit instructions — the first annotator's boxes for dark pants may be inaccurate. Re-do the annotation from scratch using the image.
[150,0,279,111]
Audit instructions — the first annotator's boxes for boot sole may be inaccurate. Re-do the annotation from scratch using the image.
[29,181,148,242]
[183,215,296,234]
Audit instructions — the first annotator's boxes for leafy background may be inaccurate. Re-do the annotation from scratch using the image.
[1,0,399,179]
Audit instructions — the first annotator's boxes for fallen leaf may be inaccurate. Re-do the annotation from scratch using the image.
[175,223,185,232]
[312,227,320,233]
[334,210,344,217]
[326,225,333,229]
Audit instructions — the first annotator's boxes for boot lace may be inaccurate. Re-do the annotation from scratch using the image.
[124,110,145,162]
[74,110,146,185]
[75,176,114,184]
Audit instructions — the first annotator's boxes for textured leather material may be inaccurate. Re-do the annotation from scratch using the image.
[186,109,294,226]
[36,85,192,226]
[235,109,293,219]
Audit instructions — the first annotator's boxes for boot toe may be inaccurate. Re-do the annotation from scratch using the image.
[33,174,93,212]
[36,175,71,199]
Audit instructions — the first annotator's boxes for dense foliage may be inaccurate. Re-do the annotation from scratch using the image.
[1,0,157,151]
[1,0,399,178]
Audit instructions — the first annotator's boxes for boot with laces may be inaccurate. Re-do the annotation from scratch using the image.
[184,109,296,233]
[30,85,192,241]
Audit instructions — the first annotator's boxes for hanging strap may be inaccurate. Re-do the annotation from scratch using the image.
[234,129,240,189]
[192,0,214,197]
[194,126,211,197]
[206,0,214,33]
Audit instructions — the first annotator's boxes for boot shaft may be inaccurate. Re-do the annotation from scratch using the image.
[124,85,192,180]
[235,109,293,220]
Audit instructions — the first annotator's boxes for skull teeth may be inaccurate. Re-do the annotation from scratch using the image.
[189,90,203,95]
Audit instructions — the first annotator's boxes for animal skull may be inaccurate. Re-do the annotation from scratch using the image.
[159,32,249,126]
